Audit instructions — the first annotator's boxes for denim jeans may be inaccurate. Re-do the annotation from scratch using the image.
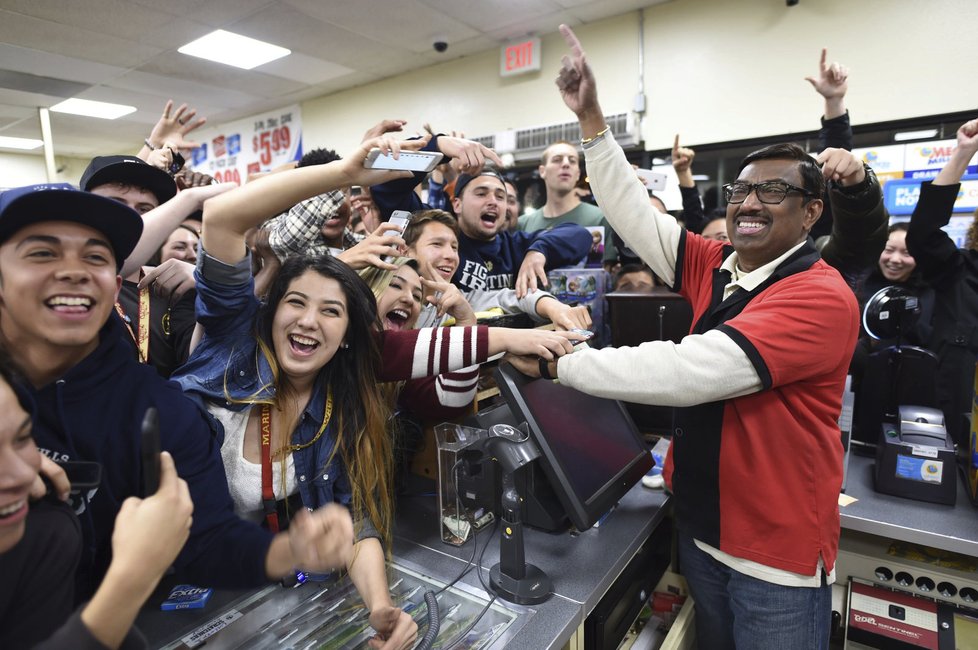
[677,532,831,650]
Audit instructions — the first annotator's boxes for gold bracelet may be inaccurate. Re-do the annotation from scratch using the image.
[581,125,610,145]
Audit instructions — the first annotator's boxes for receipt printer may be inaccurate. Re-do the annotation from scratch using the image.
[875,406,956,505]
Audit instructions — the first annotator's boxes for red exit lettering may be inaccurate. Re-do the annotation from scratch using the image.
[506,41,534,71]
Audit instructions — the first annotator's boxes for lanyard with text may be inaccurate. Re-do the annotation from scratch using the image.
[260,403,280,533]
[114,283,150,364]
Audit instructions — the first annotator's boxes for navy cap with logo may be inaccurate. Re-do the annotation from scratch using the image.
[80,155,177,205]
[0,183,143,270]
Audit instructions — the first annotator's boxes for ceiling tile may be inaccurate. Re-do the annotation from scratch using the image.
[123,0,278,27]
[0,9,162,67]
[0,0,177,40]
[0,43,128,85]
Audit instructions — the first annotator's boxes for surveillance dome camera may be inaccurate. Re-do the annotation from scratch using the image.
[433,40,448,53]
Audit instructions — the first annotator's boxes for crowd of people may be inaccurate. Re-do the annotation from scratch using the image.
[0,21,975,650]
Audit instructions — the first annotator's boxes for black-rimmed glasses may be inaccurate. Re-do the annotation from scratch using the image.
[722,181,815,205]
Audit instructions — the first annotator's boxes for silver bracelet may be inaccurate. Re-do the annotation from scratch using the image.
[143,138,158,150]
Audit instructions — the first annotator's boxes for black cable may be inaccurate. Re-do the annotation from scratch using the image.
[439,518,501,649]
[414,591,440,650]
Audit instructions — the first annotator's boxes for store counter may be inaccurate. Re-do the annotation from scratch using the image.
[137,481,671,649]
[841,454,978,556]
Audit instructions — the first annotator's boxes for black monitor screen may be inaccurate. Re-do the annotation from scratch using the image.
[494,363,652,530]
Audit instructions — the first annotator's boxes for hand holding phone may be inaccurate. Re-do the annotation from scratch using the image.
[141,407,161,496]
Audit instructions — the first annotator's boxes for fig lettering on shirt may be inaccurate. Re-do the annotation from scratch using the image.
[458,260,512,291]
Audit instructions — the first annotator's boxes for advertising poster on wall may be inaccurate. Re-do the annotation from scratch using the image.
[189,104,302,185]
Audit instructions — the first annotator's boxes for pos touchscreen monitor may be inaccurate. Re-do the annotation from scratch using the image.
[493,363,653,531]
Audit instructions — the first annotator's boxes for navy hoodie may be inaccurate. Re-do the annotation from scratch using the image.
[28,314,273,601]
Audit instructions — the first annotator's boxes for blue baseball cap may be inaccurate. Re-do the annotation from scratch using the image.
[0,183,143,270]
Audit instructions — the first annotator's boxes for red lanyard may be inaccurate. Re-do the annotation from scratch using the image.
[260,403,280,533]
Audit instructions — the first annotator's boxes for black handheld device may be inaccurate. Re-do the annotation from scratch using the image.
[141,407,161,495]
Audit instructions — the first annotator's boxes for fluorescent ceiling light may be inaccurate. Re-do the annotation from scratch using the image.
[178,30,291,70]
[894,129,938,142]
[691,174,711,181]
[0,136,44,150]
[652,157,667,165]
[50,98,136,120]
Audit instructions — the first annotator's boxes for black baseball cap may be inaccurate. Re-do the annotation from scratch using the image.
[453,170,506,199]
[0,183,143,270]
[80,155,177,205]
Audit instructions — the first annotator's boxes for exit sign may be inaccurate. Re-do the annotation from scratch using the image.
[500,36,541,77]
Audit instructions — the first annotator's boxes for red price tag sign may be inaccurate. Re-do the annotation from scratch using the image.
[252,126,292,166]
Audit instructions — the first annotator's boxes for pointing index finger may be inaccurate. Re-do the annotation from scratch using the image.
[559,24,584,58]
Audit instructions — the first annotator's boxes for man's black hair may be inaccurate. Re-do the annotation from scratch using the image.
[738,143,825,204]
[297,148,341,168]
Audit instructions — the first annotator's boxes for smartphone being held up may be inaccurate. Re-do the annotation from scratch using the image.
[141,407,161,496]
[364,148,441,173]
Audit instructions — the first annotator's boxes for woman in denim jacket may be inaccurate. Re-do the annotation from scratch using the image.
[174,136,580,650]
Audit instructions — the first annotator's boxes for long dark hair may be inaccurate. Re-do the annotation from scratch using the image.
[255,254,394,548]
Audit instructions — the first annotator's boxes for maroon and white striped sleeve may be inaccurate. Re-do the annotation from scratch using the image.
[377,326,489,381]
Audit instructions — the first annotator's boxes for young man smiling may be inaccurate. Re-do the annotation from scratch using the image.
[402,209,592,331]
[0,183,359,602]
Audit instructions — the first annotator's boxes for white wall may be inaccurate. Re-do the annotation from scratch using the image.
[643,0,978,149]
[302,0,978,155]
[0,152,90,188]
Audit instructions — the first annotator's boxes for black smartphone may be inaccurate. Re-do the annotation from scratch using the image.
[141,407,161,495]
[61,460,102,492]
[168,150,186,176]
[350,185,362,197]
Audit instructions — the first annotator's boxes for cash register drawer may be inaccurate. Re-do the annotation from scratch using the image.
[660,597,696,650]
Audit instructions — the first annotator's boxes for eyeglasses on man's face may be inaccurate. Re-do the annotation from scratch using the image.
[722,181,815,205]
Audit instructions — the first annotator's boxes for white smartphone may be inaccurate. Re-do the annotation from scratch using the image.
[388,210,413,232]
[636,168,667,191]
[365,148,442,173]
[384,210,413,262]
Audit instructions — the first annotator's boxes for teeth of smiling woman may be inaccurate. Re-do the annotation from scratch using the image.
[390,310,408,320]
[290,335,317,346]
[0,500,25,517]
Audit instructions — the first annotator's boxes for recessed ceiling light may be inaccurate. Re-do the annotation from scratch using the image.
[0,136,44,150]
[178,30,291,70]
[894,129,938,142]
[50,98,136,120]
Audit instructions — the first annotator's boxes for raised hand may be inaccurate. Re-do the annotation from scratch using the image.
[555,24,602,129]
[804,48,849,100]
[362,119,408,142]
[146,100,207,152]
[435,136,503,174]
[816,147,865,187]
[672,134,696,187]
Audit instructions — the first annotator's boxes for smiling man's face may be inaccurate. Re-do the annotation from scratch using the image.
[726,159,821,272]
[0,220,121,362]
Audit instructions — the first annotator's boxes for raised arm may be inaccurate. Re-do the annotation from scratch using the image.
[906,118,978,281]
[200,137,423,265]
[121,183,234,277]
[555,24,683,286]
[672,134,707,233]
